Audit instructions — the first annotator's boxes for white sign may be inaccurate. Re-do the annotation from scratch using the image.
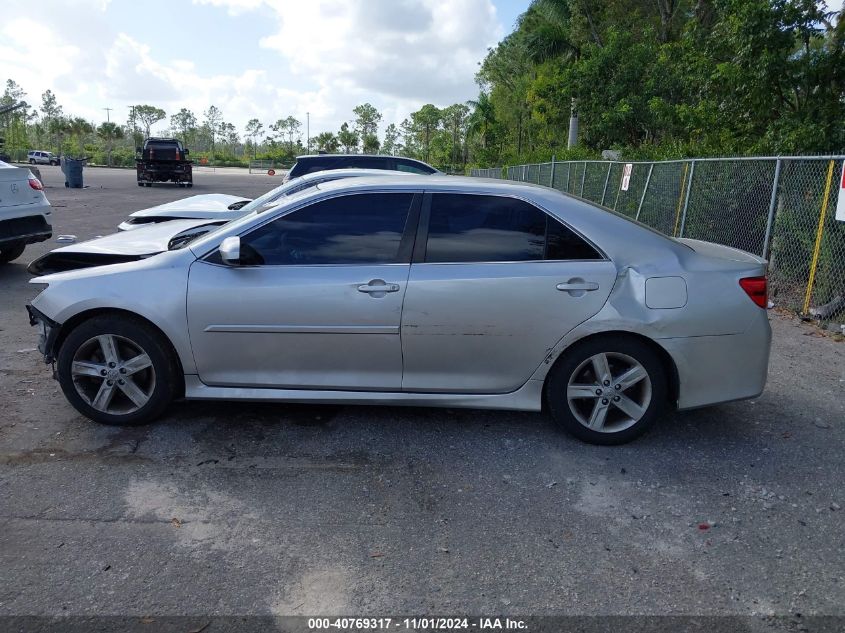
[620,163,633,192]
[836,160,845,222]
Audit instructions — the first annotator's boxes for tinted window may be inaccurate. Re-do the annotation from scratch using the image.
[425,194,601,263]
[396,160,435,174]
[241,193,414,265]
[297,161,337,176]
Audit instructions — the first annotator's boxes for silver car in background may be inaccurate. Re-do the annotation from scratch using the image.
[118,168,419,230]
[26,177,771,445]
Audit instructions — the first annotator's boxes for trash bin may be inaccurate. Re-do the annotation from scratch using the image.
[61,157,84,188]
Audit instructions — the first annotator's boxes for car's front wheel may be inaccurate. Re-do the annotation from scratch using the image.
[56,315,179,425]
[0,242,26,263]
[546,335,667,445]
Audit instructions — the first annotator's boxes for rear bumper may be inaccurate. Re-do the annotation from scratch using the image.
[0,212,52,246]
[136,162,193,182]
[659,309,772,410]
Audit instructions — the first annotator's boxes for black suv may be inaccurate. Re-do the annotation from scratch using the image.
[285,154,439,181]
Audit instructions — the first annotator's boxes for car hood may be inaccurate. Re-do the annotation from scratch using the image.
[129,194,250,218]
[28,219,223,275]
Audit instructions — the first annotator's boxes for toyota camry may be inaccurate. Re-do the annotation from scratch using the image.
[25,177,771,444]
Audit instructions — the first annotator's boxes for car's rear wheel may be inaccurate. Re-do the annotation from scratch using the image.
[546,336,667,445]
[56,315,179,425]
[0,242,26,263]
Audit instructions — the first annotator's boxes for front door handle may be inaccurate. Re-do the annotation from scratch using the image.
[358,279,400,297]
[556,281,599,292]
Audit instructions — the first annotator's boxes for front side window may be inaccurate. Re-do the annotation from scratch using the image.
[240,193,414,266]
[424,194,601,263]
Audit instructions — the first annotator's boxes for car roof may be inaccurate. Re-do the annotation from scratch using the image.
[295,154,429,164]
[188,175,687,269]
[297,167,425,181]
[308,175,685,260]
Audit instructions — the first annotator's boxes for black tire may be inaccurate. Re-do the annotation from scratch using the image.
[137,182,144,187]
[545,335,667,445]
[0,242,26,263]
[29,159,35,164]
[56,314,180,426]
[186,183,193,188]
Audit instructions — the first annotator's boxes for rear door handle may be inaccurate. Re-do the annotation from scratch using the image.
[358,279,400,296]
[556,281,599,291]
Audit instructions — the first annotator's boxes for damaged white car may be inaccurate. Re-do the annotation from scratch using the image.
[118,168,416,231]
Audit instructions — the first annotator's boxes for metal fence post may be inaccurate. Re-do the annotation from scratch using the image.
[612,169,623,211]
[635,163,654,221]
[677,160,696,237]
[761,158,782,259]
[565,162,572,192]
[600,162,612,206]
[579,161,587,197]
[522,164,527,182]
[802,159,837,314]
[549,156,556,188]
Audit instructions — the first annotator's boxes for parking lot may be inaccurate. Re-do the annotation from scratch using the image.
[1,167,843,624]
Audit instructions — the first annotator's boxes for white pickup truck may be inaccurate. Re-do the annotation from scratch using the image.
[0,161,53,263]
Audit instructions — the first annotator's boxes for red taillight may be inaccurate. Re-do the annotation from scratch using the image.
[739,276,767,308]
[28,177,43,191]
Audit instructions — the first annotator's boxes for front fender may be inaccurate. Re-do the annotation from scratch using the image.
[28,254,197,374]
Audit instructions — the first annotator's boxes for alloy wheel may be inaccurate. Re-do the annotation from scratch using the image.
[70,334,156,415]
[566,352,652,433]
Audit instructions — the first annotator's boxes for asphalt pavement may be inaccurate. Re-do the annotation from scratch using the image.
[0,167,843,628]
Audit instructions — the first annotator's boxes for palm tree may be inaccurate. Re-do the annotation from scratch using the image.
[97,122,124,166]
[48,117,70,155]
[466,92,496,150]
[67,117,93,157]
[523,0,584,147]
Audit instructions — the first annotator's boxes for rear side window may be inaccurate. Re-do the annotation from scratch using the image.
[396,159,435,174]
[295,161,333,176]
[241,193,414,265]
[424,194,601,263]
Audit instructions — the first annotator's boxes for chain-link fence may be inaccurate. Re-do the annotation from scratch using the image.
[470,157,845,327]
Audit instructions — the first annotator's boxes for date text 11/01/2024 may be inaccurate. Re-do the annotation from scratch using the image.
[307,618,528,630]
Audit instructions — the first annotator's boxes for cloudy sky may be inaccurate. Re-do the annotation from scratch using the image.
[3,0,841,140]
[1,0,529,138]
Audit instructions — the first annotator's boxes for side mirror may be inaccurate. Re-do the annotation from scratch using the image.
[219,236,241,266]
[184,149,190,155]
[136,146,142,153]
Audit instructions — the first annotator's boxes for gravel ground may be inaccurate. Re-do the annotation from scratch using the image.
[0,168,843,626]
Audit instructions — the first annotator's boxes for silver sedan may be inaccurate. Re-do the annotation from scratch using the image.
[26,177,771,444]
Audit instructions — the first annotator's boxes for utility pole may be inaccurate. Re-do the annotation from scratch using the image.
[306,112,310,154]
[567,98,578,148]
[103,107,112,123]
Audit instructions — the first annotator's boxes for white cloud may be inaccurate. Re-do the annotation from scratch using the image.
[255,0,500,104]
[2,0,503,137]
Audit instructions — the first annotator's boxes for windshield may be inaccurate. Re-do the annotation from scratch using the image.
[238,175,316,214]
[167,223,227,250]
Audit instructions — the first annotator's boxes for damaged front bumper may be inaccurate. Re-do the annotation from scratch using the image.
[25,304,60,365]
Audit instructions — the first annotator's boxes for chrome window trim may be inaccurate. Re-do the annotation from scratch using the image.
[198,189,424,266]
[419,190,610,264]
